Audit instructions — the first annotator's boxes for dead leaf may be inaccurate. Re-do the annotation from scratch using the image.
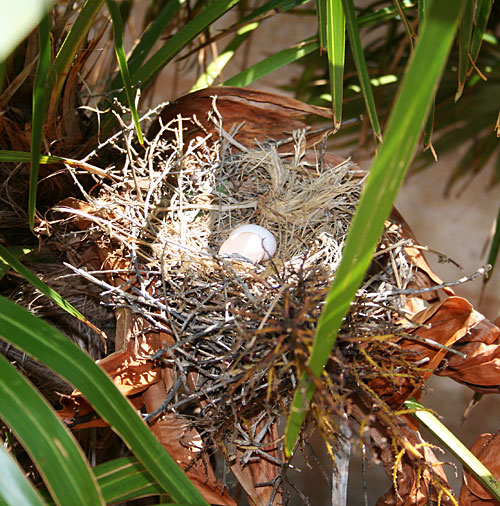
[436,314,500,393]
[148,86,333,152]
[460,433,500,505]
[369,297,474,408]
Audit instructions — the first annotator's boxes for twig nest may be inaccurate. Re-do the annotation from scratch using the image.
[218,224,277,263]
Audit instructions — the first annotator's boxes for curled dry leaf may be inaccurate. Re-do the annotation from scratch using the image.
[148,86,333,151]
[368,296,473,409]
[460,433,500,505]
[369,296,500,408]
[436,314,500,393]
[150,417,236,506]
[57,332,164,429]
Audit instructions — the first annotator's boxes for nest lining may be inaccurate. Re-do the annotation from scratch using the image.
[58,111,424,451]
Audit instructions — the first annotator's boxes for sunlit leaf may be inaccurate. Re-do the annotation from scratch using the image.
[0,444,45,506]
[223,38,319,87]
[0,247,33,280]
[29,13,51,231]
[0,354,105,506]
[192,22,259,91]
[0,0,55,61]
[325,0,345,129]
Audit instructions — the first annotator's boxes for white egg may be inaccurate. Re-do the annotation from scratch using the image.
[218,224,277,263]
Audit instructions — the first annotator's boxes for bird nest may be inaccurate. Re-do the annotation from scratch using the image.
[55,110,425,450]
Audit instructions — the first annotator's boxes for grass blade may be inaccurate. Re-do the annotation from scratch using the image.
[223,38,319,87]
[419,0,435,152]
[125,0,183,77]
[0,297,209,505]
[359,1,416,28]
[105,0,143,145]
[0,246,33,280]
[132,0,241,90]
[45,0,104,118]
[325,0,345,129]
[94,457,163,503]
[0,150,62,164]
[284,0,466,456]
[0,354,105,506]
[404,398,500,501]
[469,0,493,76]
[29,13,51,231]
[317,0,327,50]
[237,0,309,24]
[192,22,259,91]
[342,0,381,141]
[0,444,46,506]
[456,0,474,101]
[394,0,416,50]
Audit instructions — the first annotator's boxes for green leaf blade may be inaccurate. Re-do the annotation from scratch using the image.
[0,444,46,506]
[404,398,500,502]
[94,457,163,503]
[0,297,209,505]
[132,0,241,90]
[325,0,345,129]
[0,354,105,506]
[45,0,104,119]
[469,0,494,75]
[0,244,98,335]
[30,13,51,231]
[223,38,319,87]
[342,0,381,141]
[456,0,474,101]
[193,22,259,91]
[106,0,144,145]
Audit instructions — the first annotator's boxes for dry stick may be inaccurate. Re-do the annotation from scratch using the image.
[80,102,169,164]
[63,262,187,324]
[366,265,491,298]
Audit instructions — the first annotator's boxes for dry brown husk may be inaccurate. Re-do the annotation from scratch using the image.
[9,86,499,505]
